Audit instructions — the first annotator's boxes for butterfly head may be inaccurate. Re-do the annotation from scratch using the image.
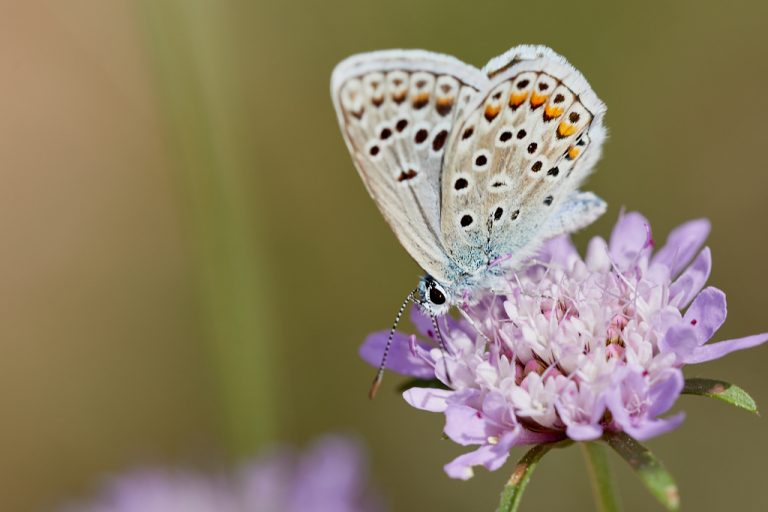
[418,275,452,316]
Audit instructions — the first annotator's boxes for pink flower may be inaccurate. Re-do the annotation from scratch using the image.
[360,212,768,480]
[60,436,384,512]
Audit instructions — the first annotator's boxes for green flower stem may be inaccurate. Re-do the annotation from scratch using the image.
[139,1,276,455]
[497,441,571,512]
[581,442,622,512]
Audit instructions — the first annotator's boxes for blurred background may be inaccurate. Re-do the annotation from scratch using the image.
[1,0,766,510]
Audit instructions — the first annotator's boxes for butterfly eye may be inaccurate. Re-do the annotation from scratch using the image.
[429,286,446,305]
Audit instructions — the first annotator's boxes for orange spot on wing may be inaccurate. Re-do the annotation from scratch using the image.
[557,121,577,138]
[544,104,564,120]
[392,90,407,104]
[530,92,548,109]
[484,103,501,121]
[508,91,529,109]
[567,146,581,160]
[436,96,455,116]
[412,92,430,109]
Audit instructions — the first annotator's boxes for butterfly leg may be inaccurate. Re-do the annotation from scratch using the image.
[457,305,493,345]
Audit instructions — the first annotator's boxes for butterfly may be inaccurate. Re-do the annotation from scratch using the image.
[331,45,607,394]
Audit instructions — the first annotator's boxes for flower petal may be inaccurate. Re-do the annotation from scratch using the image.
[609,211,651,269]
[444,405,489,446]
[683,287,727,344]
[359,331,434,379]
[443,431,518,480]
[482,391,515,426]
[668,247,711,308]
[659,324,699,361]
[651,218,710,277]
[565,423,603,441]
[538,235,578,267]
[648,369,684,417]
[585,236,610,272]
[684,333,768,364]
[408,304,433,339]
[408,335,434,367]
[606,365,685,441]
[555,380,604,440]
[605,367,640,427]
[402,387,453,412]
[624,412,686,441]
[410,304,467,341]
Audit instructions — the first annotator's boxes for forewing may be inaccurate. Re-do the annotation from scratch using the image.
[440,46,607,272]
[331,50,488,282]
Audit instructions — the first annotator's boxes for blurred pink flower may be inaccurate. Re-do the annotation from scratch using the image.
[360,212,767,479]
[62,435,384,512]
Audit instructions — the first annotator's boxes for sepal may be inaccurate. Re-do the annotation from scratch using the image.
[604,431,679,511]
[682,377,758,414]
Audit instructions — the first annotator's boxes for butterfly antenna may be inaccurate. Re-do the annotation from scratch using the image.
[369,288,418,400]
[429,311,453,386]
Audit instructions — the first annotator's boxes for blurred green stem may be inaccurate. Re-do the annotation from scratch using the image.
[497,441,572,512]
[582,442,622,512]
[138,1,275,455]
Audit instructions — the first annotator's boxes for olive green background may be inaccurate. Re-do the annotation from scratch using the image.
[1,1,766,511]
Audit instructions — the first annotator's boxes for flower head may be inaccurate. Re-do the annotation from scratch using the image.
[62,435,384,512]
[360,212,768,480]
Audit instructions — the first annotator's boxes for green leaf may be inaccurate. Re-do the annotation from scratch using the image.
[682,378,758,414]
[396,377,449,393]
[581,442,622,512]
[497,441,571,512]
[604,432,679,511]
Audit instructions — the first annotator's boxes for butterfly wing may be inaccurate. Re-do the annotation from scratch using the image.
[331,50,488,283]
[439,46,607,273]
[537,191,606,240]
